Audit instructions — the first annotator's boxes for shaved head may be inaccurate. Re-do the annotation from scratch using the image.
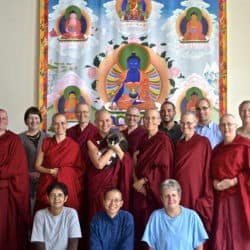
[144,108,160,119]
[219,113,236,124]
[95,109,111,122]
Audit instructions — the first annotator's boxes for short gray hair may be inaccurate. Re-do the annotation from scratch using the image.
[160,179,182,197]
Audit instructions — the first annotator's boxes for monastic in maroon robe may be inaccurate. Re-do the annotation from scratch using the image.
[133,131,174,250]
[122,126,147,156]
[86,133,133,221]
[211,135,250,250]
[174,133,213,233]
[35,137,84,212]
[0,131,30,250]
[67,123,98,163]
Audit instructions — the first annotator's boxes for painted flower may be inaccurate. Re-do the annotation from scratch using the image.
[169,66,181,78]
[87,67,97,79]
[128,35,140,44]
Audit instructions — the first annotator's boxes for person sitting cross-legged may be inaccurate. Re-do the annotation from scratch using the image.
[31,182,82,250]
[142,179,208,250]
[90,188,134,250]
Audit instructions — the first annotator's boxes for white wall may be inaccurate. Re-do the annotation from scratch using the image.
[227,0,250,125]
[0,1,248,131]
[0,1,39,132]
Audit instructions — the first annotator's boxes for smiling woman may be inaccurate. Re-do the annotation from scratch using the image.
[19,107,48,215]
[34,113,85,214]
[142,179,208,250]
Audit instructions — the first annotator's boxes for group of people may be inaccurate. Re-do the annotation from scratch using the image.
[0,98,250,250]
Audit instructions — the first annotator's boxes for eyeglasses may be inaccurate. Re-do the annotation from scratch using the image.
[180,121,194,126]
[104,199,122,204]
[126,114,140,118]
[196,106,209,111]
[49,193,65,199]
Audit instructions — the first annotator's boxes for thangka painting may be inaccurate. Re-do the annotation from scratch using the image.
[39,0,227,129]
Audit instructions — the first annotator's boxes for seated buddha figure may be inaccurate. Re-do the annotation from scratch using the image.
[121,0,146,21]
[183,12,205,41]
[61,11,84,39]
[112,52,154,110]
[64,92,79,119]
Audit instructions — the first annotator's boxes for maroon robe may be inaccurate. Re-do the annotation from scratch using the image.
[211,135,250,250]
[174,133,213,233]
[81,132,133,249]
[35,137,84,212]
[133,131,174,250]
[122,126,147,156]
[0,131,30,250]
[67,123,98,162]
[86,133,133,221]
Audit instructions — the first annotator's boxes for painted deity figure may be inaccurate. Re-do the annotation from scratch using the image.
[186,92,199,112]
[61,12,84,39]
[112,52,154,110]
[121,0,146,21]
[184,12,205,41]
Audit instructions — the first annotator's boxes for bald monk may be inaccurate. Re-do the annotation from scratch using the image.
[67,103,98,164]
[83,110,133,249]
[122,105,147,156]
[35,113,84,213]
[0,109,30,250]
[86,110,133,218]
[174,112,213,234]
[132,108,174,250]
[211,114,250,250]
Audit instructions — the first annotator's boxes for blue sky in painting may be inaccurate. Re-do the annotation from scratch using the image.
[49,0,218,16]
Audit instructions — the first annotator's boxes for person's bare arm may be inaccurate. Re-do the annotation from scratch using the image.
[87,140,114,169]
[195,243,203,250]
[67,238,79,250]
[34,242,45,250]
[35,146,58,177]
[108,142,124,160]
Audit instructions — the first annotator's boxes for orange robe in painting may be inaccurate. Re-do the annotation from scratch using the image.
[115,71,155,110]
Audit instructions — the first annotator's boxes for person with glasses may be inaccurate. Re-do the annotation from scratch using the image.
[0,109,30,250]
[85,110,133,248]
[90,188,134,250]
[122,106,147,156]
[174,111,213,236]
[132,108,174,250]
[31,182,82,250]
[159,100,182,143]
[195,98,222,148]
[237,100,250,138]
[211,114,250,250]
[67,103,98,164]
